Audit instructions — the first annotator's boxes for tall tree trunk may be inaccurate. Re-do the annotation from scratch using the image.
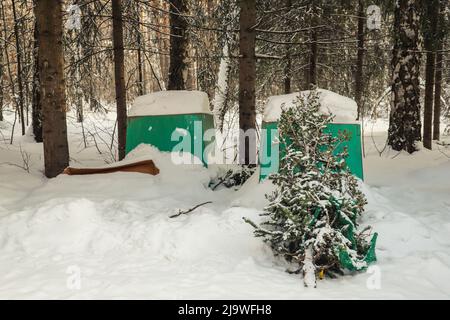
[433,46,443,141]
[355,0,365,120]
[308,30,318,88]
[284,0,292,94]
[136,8,145,96]
[32,19,42,142]
[213,41,232,132]
[388,0,421,154]
[0,17,3,122]
[34,0,69,177]
[112,0,127,161]
[11,0,26,135]
[168,0,189,90]
[423,51,435,150]
[422,0,439,150]
[1,1,16,139]
[306,3,318,89]
[433,0,446,141]
[238,0,257,165]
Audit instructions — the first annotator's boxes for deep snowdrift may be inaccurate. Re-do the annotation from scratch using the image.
[0,112,449,299]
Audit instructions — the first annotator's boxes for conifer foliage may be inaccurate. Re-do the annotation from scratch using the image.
[245,91,377,287]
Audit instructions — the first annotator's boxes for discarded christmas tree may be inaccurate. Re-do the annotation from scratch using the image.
[245,91,377,287]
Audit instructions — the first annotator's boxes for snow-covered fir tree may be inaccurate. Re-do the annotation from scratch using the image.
[245,91,377,288]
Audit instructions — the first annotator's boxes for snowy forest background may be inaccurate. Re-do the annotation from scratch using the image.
[0,0,449,299]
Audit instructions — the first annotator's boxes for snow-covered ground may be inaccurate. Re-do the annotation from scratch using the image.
[0,109,449,299]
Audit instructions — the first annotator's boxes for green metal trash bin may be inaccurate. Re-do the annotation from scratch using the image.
[126,91,215,166]
[259,89,364,180]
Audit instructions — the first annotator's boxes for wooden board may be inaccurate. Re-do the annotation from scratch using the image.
[63,159,159,176]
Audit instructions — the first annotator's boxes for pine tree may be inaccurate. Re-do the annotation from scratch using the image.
[245,91,377,287]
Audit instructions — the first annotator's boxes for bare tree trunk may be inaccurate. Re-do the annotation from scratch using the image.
[32,19,42,142]
[0,14,3,122]
[112,0,127,160]
[168,0,189,90]
[422,0,439,150]
[11,0,26,135]
[355,0,365,120]
[433,0,446,141]
[34,0,69,177]
[136,7,145,96]
[306,3,318,89]
[1,1,16,135]
[239,0,257,165]
[308,30,318,88]
[213,42,232,132]
[433,46,443,141]
[284,0,292,94]
[388,0,422,153]
[423,51,435,150]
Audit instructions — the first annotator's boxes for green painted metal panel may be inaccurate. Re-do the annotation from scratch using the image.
[259,121,364,180]
[125,113,215,166]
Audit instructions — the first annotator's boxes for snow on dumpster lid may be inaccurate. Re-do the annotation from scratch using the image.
[263,89,359,123]
[128,90,211,117]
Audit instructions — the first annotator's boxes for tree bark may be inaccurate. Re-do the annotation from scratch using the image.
[423,50,435,150]
[433,46,443,141]
[112,0,127,160]
[239,0,257,165]
[284,0,292,94]
[0,12,3,122]
[308,30,318,88]
[34,0,69,177]
[136,7,145,96]
[32,19,42,142]
[355,0,365,120]
[11,0,26,135]
[388,0,422,154]
[168,0,189,90]
[422,0,439,150]
[433,0,446,141]
[306,3,318,89]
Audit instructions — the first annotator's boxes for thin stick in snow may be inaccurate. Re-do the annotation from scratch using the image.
[169,201,212,218]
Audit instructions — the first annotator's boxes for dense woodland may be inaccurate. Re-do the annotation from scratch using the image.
[0,0,449,177]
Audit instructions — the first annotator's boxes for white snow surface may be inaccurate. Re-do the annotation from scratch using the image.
[263,89,359,123]
[128,90,211,117]
[0,110,450,299]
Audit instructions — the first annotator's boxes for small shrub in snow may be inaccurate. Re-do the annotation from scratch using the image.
[245,91,377,287]
[211,166,256,190]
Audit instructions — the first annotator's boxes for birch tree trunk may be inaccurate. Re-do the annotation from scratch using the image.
[11,0,26,135]
[354,0,365,120]
[388,0,421,153]
[32,18,42,142]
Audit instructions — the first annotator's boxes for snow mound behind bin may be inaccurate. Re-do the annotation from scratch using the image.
[263,89,358,123]
[128,90,212,117]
